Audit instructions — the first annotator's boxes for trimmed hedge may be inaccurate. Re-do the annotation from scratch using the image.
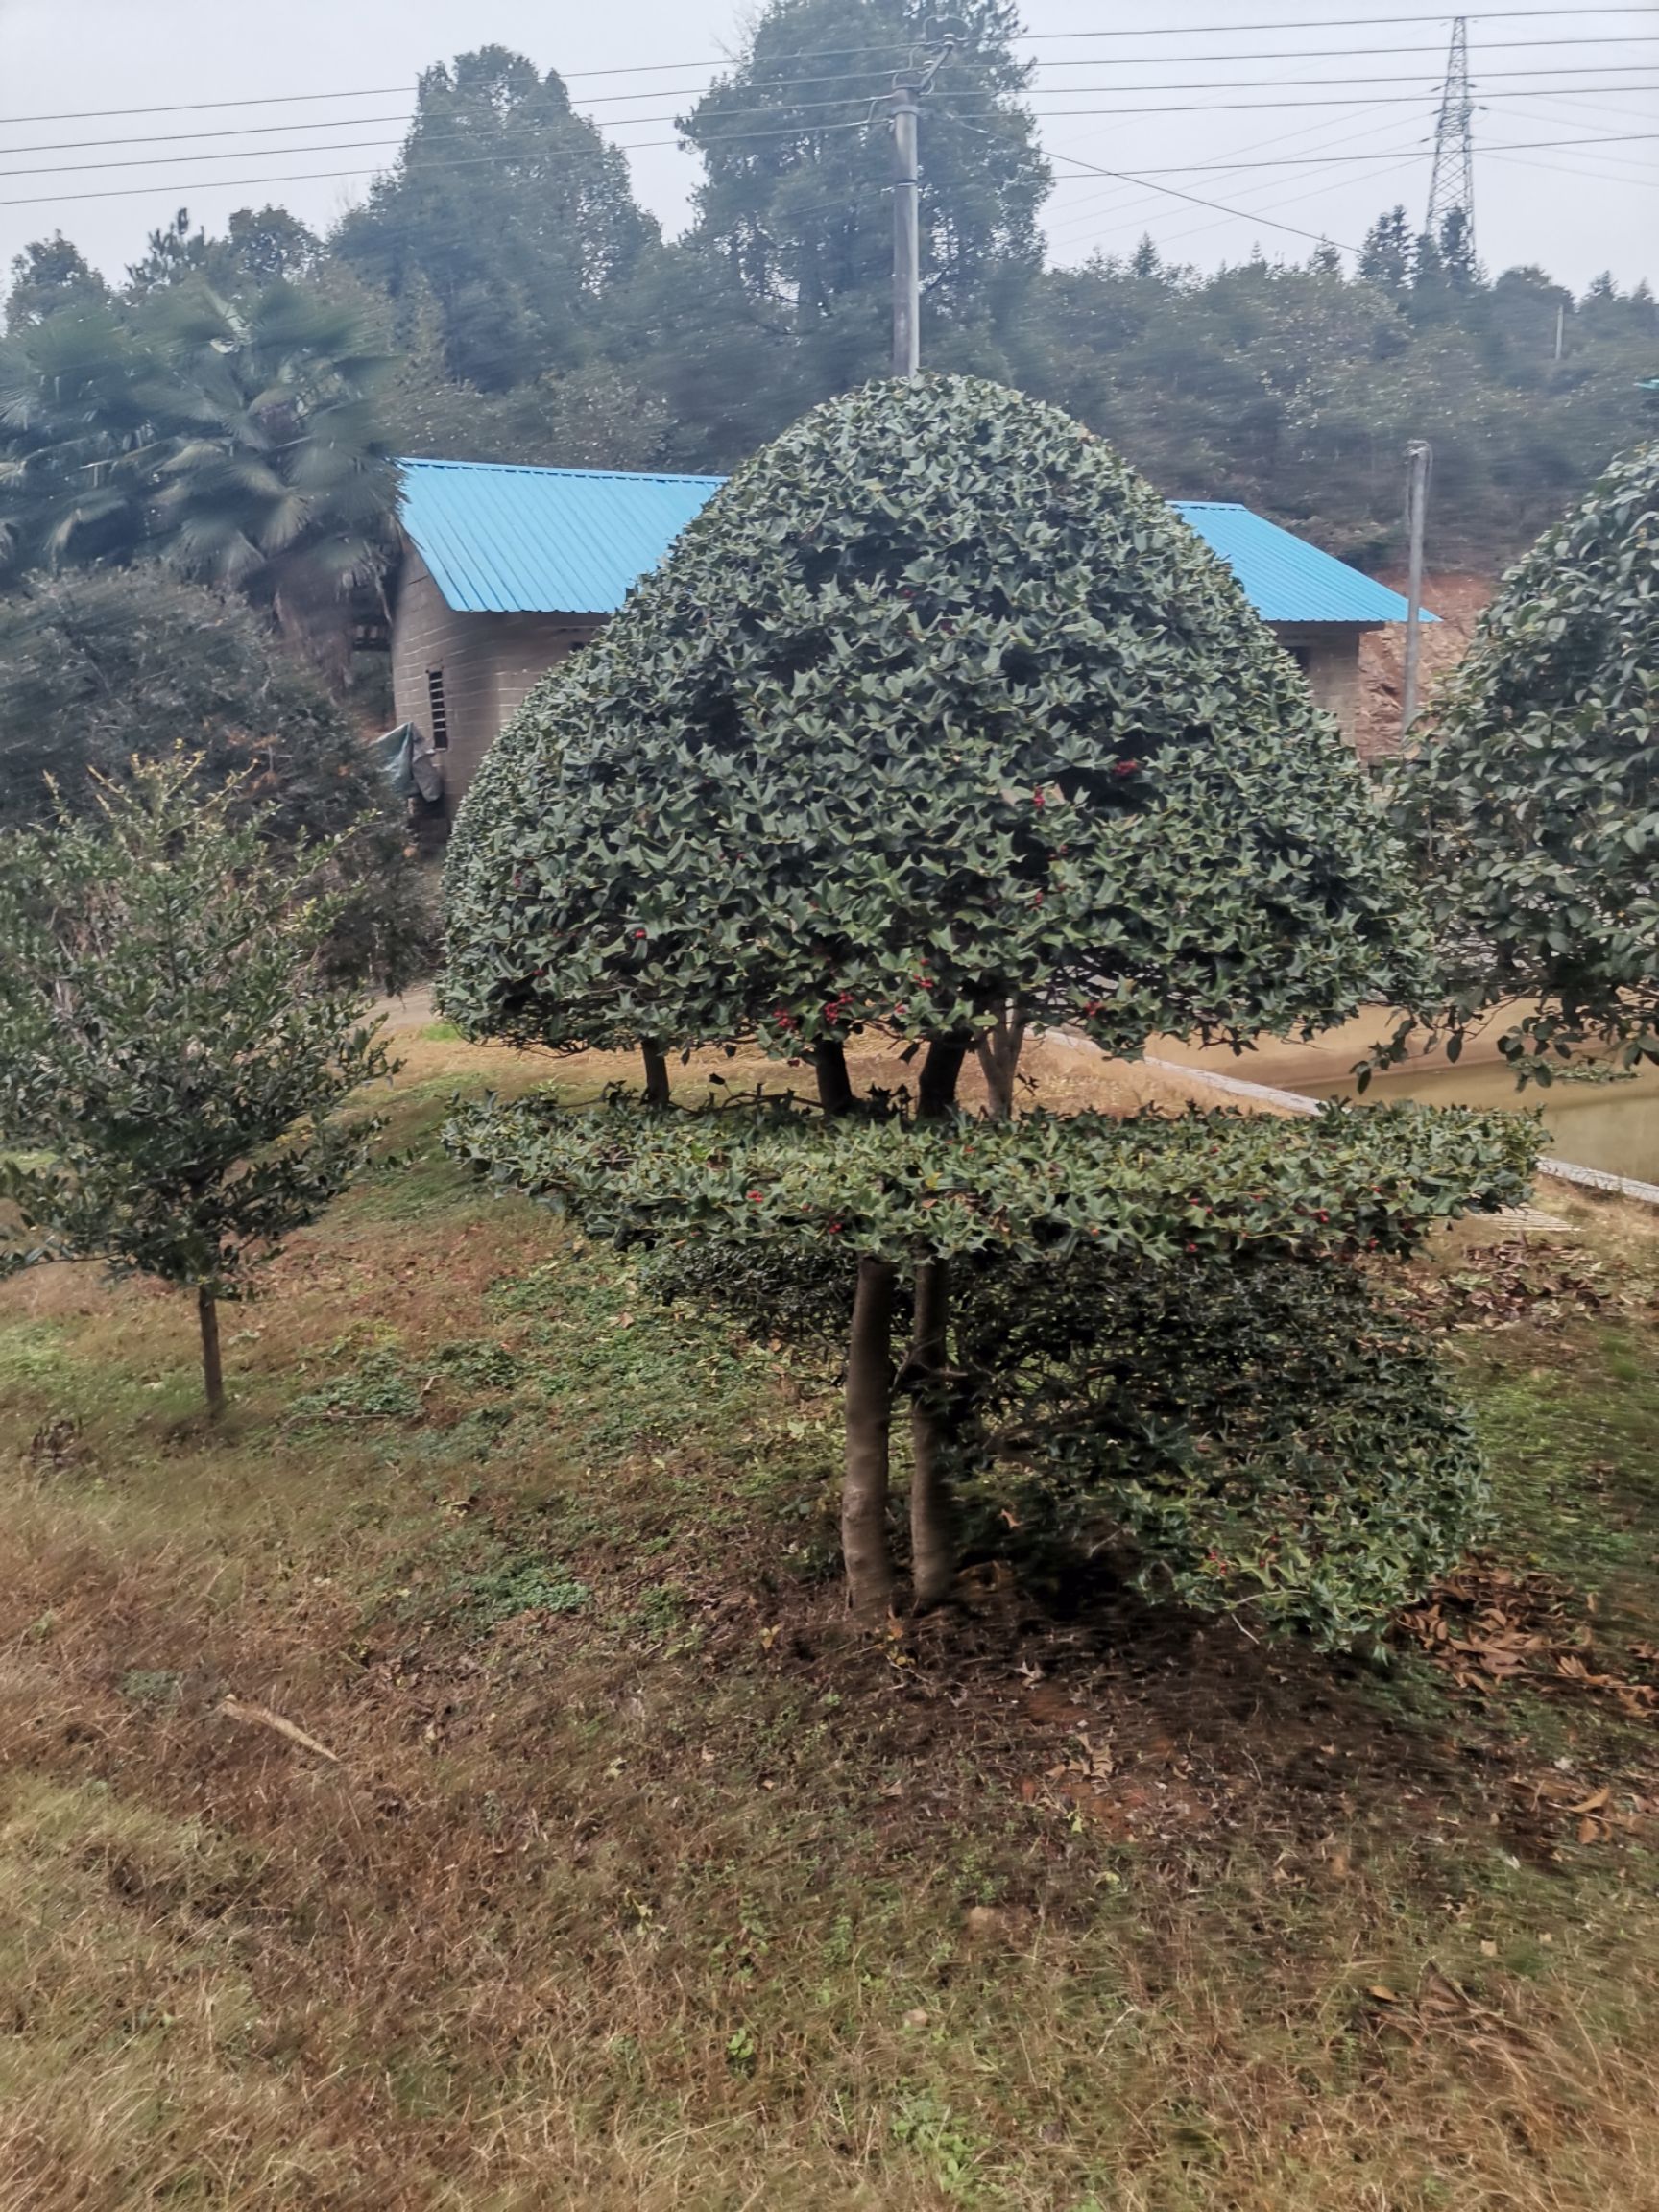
[445,1094,1541,1269]
[442,374,1431,1062]
[1393,439,1659,1073]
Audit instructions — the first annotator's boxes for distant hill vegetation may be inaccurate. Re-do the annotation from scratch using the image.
[3,14,1653,594]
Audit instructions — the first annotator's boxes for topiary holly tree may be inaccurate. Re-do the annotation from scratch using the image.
[442,374,1531,1623]
[448,1091,1535,1623]
[1389,439,1659,1078]
[441,373,1432,1114]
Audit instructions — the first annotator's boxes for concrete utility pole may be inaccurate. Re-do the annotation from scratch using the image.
[1554,301,1566,361]
[889,35,954,376]
[1402,440,1432,735]
[891,81,921,376]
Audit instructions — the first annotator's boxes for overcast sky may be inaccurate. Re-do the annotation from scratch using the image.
[1,0,1653,295]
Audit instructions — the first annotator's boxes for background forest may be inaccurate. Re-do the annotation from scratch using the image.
[1,6,1653,594]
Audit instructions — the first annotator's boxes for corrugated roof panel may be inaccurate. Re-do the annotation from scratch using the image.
[397,457,725,616]
[397,461,1431,627]
[1172,499,1433,624]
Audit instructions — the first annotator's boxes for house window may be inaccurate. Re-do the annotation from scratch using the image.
[1287,644,1313,676]
[426,667,449,751]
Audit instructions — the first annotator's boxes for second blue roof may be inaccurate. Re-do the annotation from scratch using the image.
[397,457,1426,626]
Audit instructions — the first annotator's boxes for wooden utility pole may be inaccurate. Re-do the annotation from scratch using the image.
[891,81,922,375]
[1402,440,1432,735]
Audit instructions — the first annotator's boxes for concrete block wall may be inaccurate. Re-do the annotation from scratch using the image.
[1270,622,1366,745]
[391,548,601,815]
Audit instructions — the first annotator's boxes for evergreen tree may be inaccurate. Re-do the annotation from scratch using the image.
[125,206,324,298]
[1390,440,1659,1075]
[1358,205,1413,294]
[0,566,426,988]
[0,761,395,1417]
[1438,205,1480,291]
[5,235,109,329]
[676,0,1047,414]
[334,47,657,393]
[445,376,1531,1625]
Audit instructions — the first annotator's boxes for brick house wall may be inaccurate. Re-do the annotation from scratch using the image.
[1269,622,1368,742]
[390,546,601,818]
[392,549,1384,826]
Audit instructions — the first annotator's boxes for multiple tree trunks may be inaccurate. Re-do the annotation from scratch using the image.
[639,1018,1025,1620]
[976,1009,1028,1122]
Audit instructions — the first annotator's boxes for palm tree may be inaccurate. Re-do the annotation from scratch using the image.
[142,282,397,671]
[0,303,160,574]
[0,280,397,677]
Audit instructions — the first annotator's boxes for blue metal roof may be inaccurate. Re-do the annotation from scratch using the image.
[1172,499,1432,624]
[397,457,724,616]
[397,458,1429,626]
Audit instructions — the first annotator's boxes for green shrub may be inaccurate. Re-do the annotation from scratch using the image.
[1391,439,1659,1075]
[955,1251,1486,1648]
[442,374,1430,1065]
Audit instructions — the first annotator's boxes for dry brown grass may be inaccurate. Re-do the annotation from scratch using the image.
[2,1031,1657,2210]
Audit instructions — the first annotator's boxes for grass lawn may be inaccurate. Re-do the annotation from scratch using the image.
[2,1024,1656,2210]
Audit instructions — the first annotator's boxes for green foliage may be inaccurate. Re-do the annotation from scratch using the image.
[445,1095,1539,1271]
[1012,252,1654,570]
[667,0,1046,441]
[442,374,1429,1063]
[381,353,671,473]
[5,233,109,330]
[449,1078,1533,1639]
[0,567,428,986]
[124,205,324,298]
[1390,440,1659,1074]
[0,277,395,668]
[288,1350,424,1426]
[956,1252,1487,1649]
[334,47,656,394]
[452,1556,589,1627]
[0,760,394,1307]
[612,1205,1492,1646]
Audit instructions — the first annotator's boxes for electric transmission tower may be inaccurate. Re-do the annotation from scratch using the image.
[1424,15,1476,253]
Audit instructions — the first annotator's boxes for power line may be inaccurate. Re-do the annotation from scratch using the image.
[0,14,1655,131]
[1028,34,1659,65]
[1046,132,1657,182]
[6,44,1654,156]
[1047,147,1428,251]
[1487,144,1659,185]
[1017,8,1659,37]
[0,84,1652,201]
[1039,146,1368,252]
[1,125,1651,218]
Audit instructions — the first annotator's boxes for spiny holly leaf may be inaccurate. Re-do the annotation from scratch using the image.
[445,1094,1540,1268]
[441,374,1431,1061]
[1391,438,1659,1078]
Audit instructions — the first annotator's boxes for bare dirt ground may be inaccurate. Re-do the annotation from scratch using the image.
[1355,570,1495,760]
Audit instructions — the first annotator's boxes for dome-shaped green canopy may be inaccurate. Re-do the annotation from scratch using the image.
[442,373,1428,1058]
